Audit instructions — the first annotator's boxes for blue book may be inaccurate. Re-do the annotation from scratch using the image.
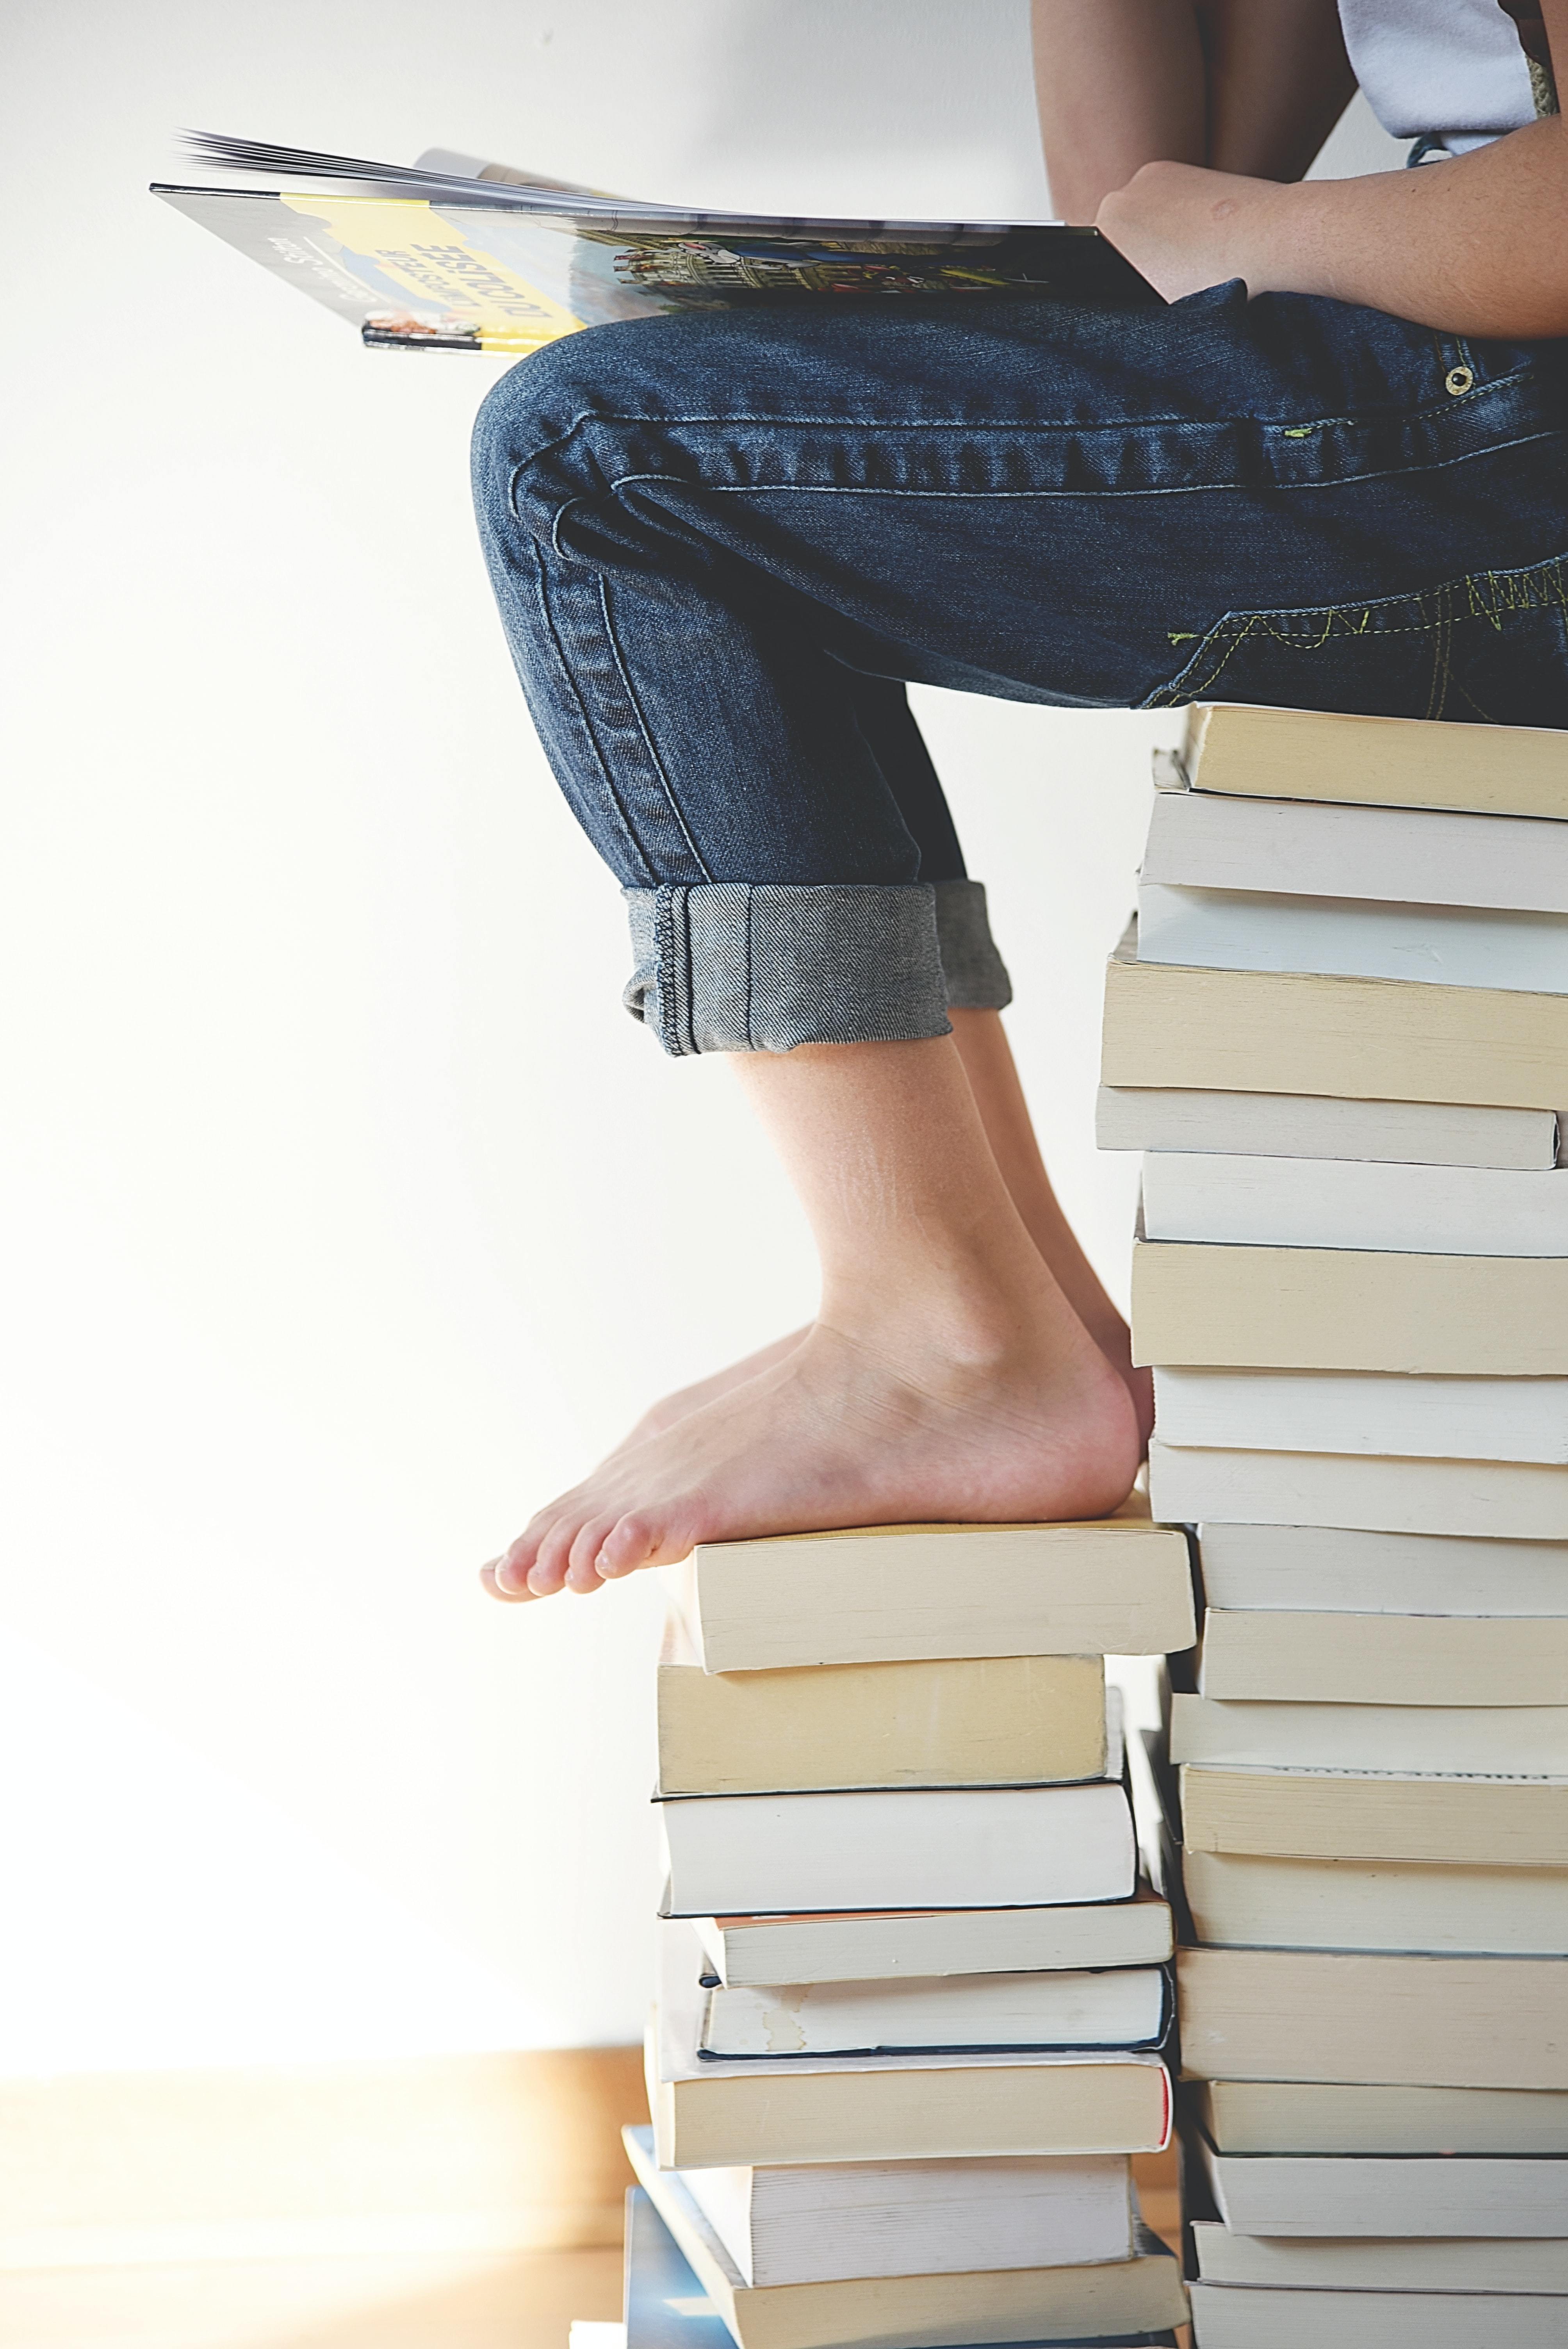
[623,2188,1177,2349]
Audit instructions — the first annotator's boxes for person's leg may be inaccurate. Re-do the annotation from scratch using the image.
[473,290,1568,1597]
[609,1005,1149,1453]
[485,1030,1138,1599]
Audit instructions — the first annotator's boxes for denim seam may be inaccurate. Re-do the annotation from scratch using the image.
[591,422,1563,504]
[528,541,659,888]
[504,365,1536,458]
[1146,552,1568,708]
[596,572,713,882]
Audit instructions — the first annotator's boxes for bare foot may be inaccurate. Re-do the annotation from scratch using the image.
[482,1314,1140,1602]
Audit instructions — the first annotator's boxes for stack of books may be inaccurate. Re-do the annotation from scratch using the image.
[1100,700,1568,2349]
[622,1513,1198,2349]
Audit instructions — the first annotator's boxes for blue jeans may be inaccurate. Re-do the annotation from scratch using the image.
[471,281,1568,1054]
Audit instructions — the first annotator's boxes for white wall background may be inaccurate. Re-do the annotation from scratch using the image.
[0,1,1402,2073]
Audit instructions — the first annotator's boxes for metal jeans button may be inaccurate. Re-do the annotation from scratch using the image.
[1445,364,1475,396]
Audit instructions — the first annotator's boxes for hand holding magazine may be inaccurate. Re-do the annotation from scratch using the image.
[153,132,1160,356]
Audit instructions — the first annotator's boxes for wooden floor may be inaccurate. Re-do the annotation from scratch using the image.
[3,2152,1183,2349]
[0,2245,623,2349]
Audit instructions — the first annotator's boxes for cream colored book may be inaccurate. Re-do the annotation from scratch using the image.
[1172,700,1568,820]
[1183,1846,1568,1955]
[1101,942,1568,1111]
[1195,1522,1568,1615]
[644,2001,1172,2170]
[1172,1692,1568,1775]
[1192,2222,1568,2292]
[1191,2126,1568,2237]
[1150,1440,1568,1540]
[1186,2279,1568,2349]
[668,1495,1194,1673]
[625,2127,1187,2349]
[677,2146,1134,2287]
[1195,1609,1568,1706]
[1179,1761,1568,1867]
[1176,1945,1568,2089]
[1194,2078,1568,2156]
[655,1616,1105,1797]
[690,1882,1175,1987]
[1095,1084,1557,1168]
[1131,1237,1568,1374]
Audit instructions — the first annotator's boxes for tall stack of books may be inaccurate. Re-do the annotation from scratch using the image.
[622,1514,1197,2349]
[1100,701,1568,2349]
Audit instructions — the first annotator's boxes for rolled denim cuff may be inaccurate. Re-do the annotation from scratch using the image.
[933,879,1013,1011]
[622,882,953,1056]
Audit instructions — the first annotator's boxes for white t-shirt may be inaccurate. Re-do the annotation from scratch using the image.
[1338,0,1537,152]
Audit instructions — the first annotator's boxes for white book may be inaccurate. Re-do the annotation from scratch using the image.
[689,1882,1173,1987]
[1142,785,1568,909]
[1171,1692,1568,1776]
[1141,1149,1568,1255]
[696,1966,1168,2059]
[679,2152,1133,2286]
[1157,1366,1568,1465]
[626,2126,1187,2347]
[1187,2280,1568,2349]
[1194,1607,1568,1705]
[1183,1845,1568,1955]
[1196,1521,1568,1615]
[658,1775,1135,1918]
[1096,1083,1557,1169]
[1149,1440,1568,1541]
[1192,2224,1568,2293]
[1137,880,1568,992]
[1192,2129,1568,2238]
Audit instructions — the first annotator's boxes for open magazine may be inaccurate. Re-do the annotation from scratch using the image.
[152,133,1160,357]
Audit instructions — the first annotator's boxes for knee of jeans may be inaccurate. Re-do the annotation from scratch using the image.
[470,320,676,540]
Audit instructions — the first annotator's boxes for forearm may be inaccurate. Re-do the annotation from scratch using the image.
[1032,0,1355,222]
[1102,114,1568,337]
[1031,0,1206,223]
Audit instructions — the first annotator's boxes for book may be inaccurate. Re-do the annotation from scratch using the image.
[1184,2279,1568,2349]
[645,2004,1173,2169]
[1171,1692,1568,1776]
[1165,700,1568,822]
[1194,1521,1568,1615]
[624,2129,1188,2349]
[690,1883,1175,1987]
[1137,882,1568,992]
[153,136,1157,360]
[1188,2127,1568,2237]
[1183,1845,1568,1955]
[625,2189,731,2349]
[1101,941,1568,1111]
[1149,1440,1568,1540]
[655,1619,1106,1797]
[667,1499,1194,1673]
[676,2151,1134,2286]
[658,1760,1136,1918]
[1192,2078,1568,2155]
[1095,1084,1557,1169]
[1191,2220,1568,2288]
[1142,1153,1568,1258]
[1131,1238,1568,1374]
[1180,1760,1568,1867]
[1140,783,1568,910]
[1194,1609,1568,1706]
[695,1962,1169,2059]
[1157,1366,1568,1463]
[1175,1945,1568,2089]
